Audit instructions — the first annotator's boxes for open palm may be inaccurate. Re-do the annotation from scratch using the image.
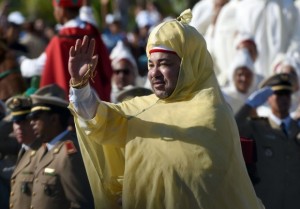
[68,35,98,83]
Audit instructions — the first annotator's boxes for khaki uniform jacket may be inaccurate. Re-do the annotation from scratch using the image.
[9,139,42,209]
[30,131,94,209]
[237,115,300,209]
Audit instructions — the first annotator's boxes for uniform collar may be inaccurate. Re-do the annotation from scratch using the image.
[46,130,69,151]
[269,113,292,128]
[21,143,31,151]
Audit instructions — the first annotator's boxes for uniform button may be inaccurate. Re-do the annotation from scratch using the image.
[32,192,36,196]
[10,191,14,196]
[30,206,34,209]
[35,178,38,183]
[11,179,15,184]
[9,203,13,208]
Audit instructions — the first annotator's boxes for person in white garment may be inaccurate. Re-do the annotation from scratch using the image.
[235,0,300,80]
[109,40,140,103]
[222,48,256,114]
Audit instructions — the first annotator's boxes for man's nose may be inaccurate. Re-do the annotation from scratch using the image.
[150,67,161,78]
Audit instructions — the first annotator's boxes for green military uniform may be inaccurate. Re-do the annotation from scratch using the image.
[238,117,300,209]
[30,132,94,209]
[5,96,42,209]
[236,73,300,209]
[9,141,41,209]
[27,84,94,209]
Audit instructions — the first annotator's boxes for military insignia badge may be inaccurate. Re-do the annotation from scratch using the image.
[65,140,77,154]
[44,168,56,176]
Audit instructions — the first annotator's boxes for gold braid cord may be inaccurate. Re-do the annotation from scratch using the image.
[70,64,97,89]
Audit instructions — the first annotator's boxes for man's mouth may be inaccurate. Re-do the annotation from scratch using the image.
[152,81,165,89]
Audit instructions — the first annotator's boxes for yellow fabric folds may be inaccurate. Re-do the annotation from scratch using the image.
[69,9,264,209]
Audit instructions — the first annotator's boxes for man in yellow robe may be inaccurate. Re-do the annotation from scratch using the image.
[68,9,264,209]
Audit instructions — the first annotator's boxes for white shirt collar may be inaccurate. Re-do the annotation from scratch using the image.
[22,143,31,151]
[269,112,292,128]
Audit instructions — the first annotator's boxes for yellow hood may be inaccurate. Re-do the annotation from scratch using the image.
[146,9,214,102]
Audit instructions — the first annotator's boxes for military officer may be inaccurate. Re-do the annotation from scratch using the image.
[28,84,94,209]
[5,95,41,209]
[235,73,300,209]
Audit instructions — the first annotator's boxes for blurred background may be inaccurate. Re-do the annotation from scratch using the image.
[1,0,199,31]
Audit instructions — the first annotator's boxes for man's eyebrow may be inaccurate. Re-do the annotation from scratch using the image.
[148,58,170,63]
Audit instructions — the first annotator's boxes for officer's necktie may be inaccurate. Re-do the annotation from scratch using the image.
[280,122,288,137]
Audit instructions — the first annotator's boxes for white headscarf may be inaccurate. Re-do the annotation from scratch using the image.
[109,40,138,76]
[222,48,256,113]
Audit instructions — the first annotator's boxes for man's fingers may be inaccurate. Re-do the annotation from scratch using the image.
[81,35,89,53]
[91,55,98,68]
[87,38,96,58]
[74,38,82,53]
[69,46,75,57]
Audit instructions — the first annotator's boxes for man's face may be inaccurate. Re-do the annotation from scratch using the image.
[268,92,291,117]
[147,52,181,99]
[13,118,36,145]
[233,67,253,93]
[29,111,51,142]
[112,59,136,90]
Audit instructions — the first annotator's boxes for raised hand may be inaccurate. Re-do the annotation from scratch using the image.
[68,35,98,86]
[246,86,273,108]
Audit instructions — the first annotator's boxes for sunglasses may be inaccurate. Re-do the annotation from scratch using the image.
[113,68,131,75]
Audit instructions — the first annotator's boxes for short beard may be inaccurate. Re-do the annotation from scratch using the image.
[154,90,170,99]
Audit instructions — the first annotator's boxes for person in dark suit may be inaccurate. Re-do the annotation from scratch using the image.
[235,73,300,209]
[28,84,94,209]
[5,95,41,209]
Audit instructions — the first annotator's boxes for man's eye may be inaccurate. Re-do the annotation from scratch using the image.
[160,62,170,66]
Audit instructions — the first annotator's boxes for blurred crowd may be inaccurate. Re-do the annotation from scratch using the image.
[1,0,300,209]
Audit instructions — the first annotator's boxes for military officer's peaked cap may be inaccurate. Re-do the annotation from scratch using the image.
[30,84,68,114]
[6,95,32,122]
[259,73,293,93]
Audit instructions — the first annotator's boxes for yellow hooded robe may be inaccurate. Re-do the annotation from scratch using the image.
[69,9,264,209]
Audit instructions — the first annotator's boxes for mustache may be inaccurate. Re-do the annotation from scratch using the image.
[151,77,164,83]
